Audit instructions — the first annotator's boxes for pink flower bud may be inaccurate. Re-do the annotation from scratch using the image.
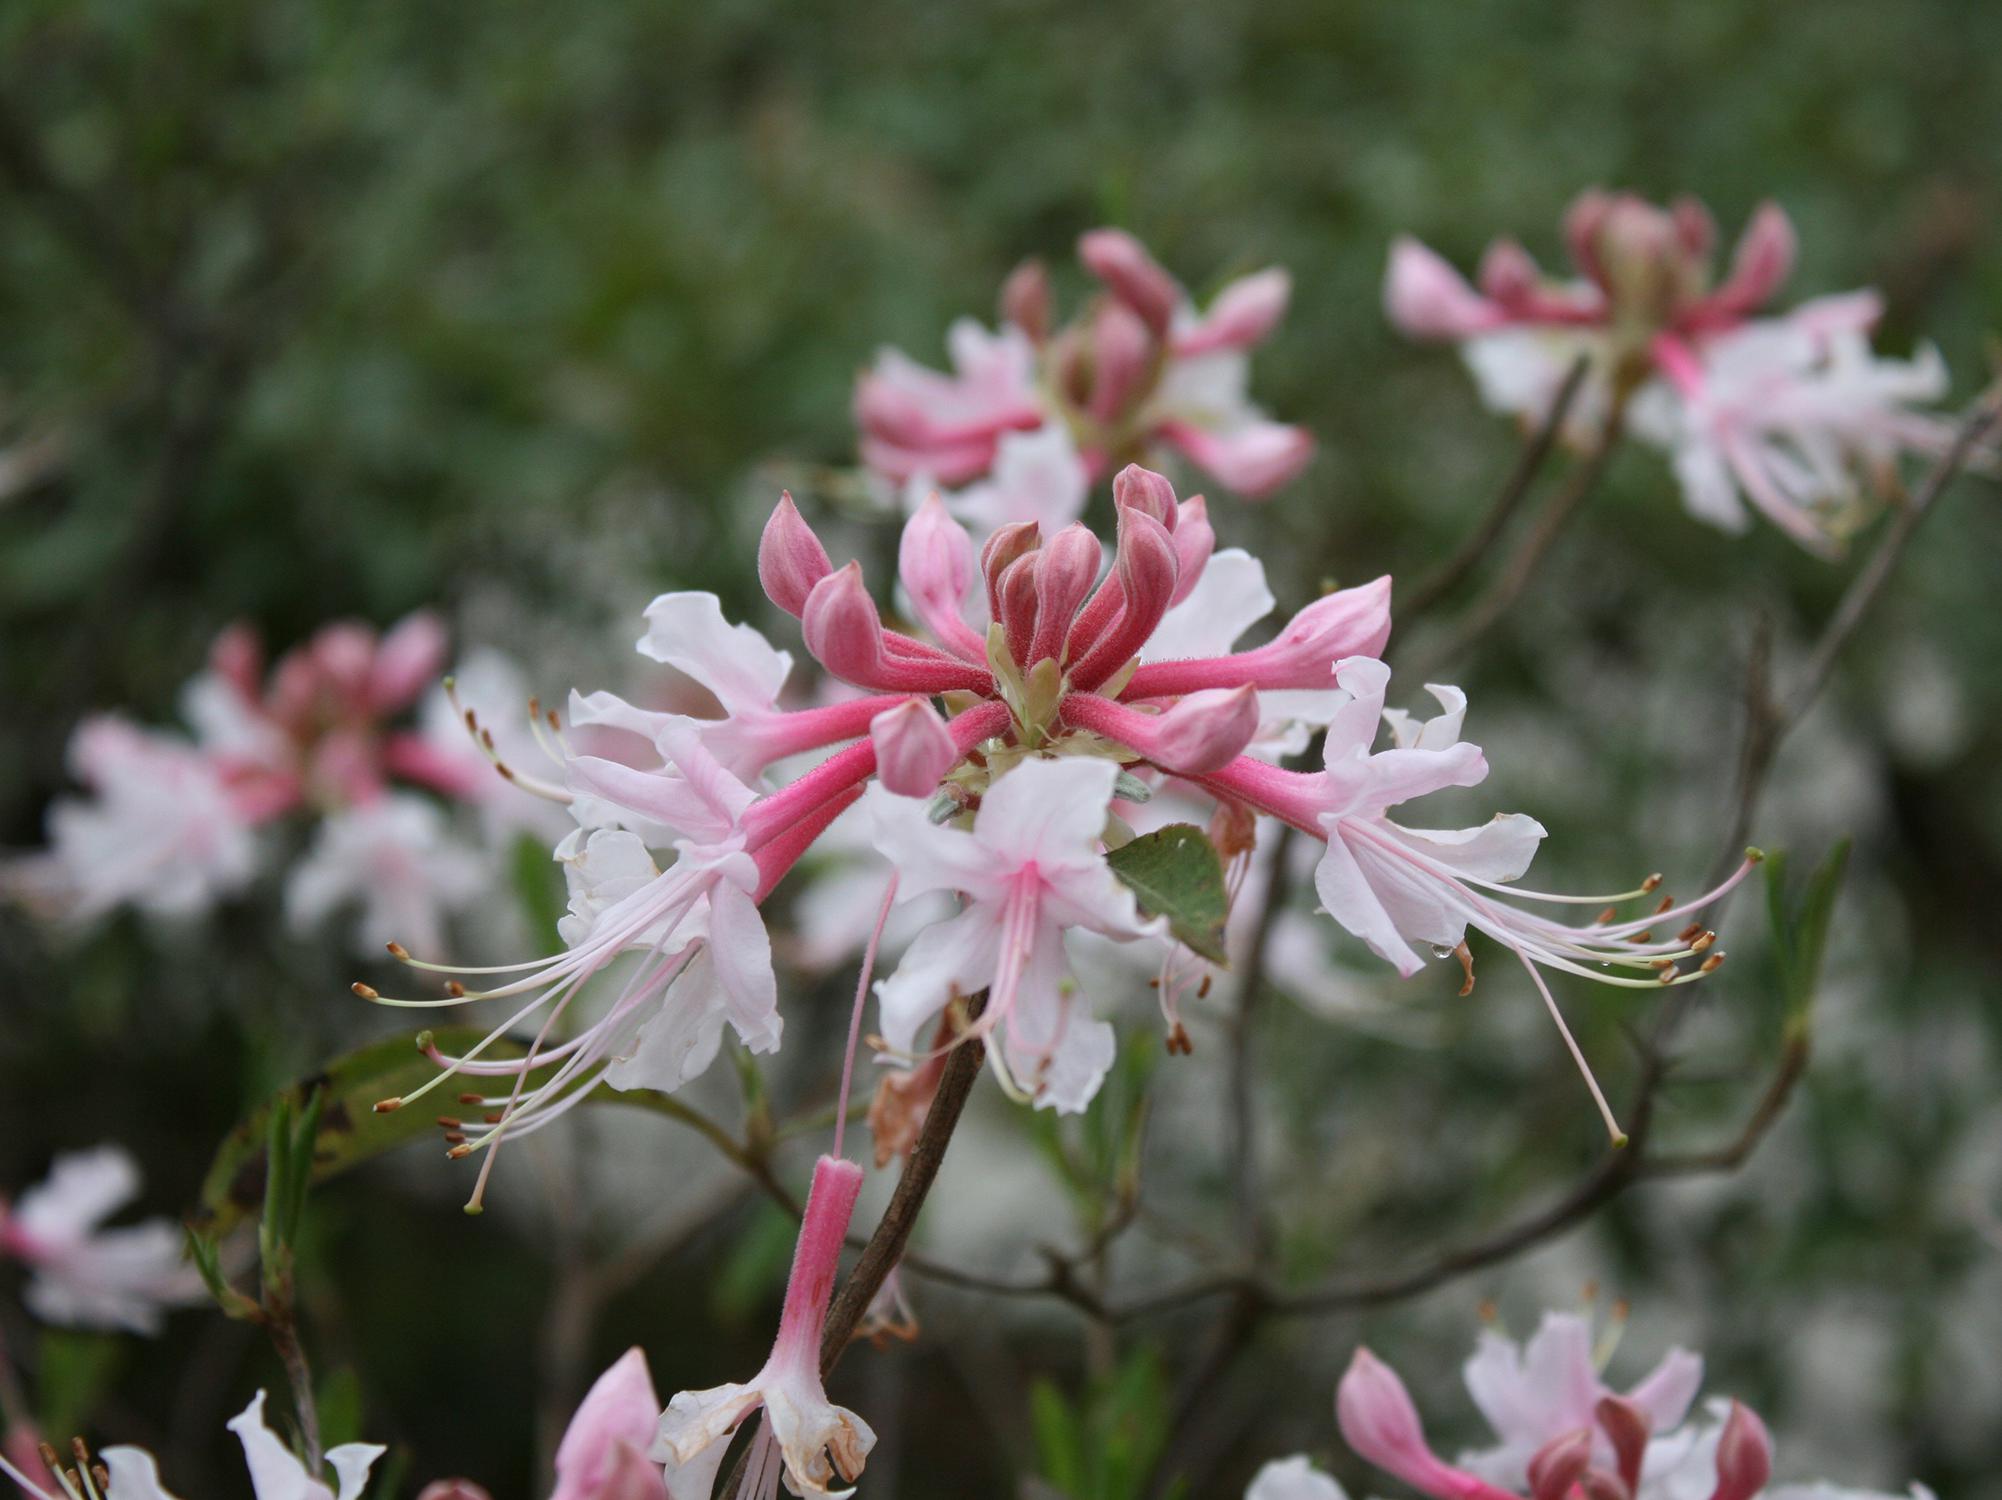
[996,552,1041,668]
[1078,228,1181,335]
[1526,1430,1591,1500]
[980,519,1042,623]
[417,1483,494,1500]
[552,1348,664,1500]
[368,611,449,713]
[1710,1401,1773,1500]
[309,622,378,707]
[805,564,989,695]
[1563,188,1615,284]
[1384,236,1505,340]
[1001,257,1053,343]
[1594,1395,1651,1491]
[1476,238,1542,309]
[1174,267,1292,356]
[1112,464,1179,528]
[1143,686,1261,774]
[1336,1348,1485,1500]
[207,622,264,700]
[1067,511,1179,690]
[1029,523,1102,665]
[1089,299,1154,423]
[899,493,981,652]
[1672,193,1718,261]
[870,699,958,797]
[1158,420,1315,498]
[760,492,835,617]
[1168,494,1214,606]
[1705,201,1796,321]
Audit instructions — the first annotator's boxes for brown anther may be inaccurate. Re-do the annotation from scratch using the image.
[1641,872,1664,893]
[1654,893,1675,913]
[1582,1279,1599,1302]
[457,1091,484,1105]
[436,1116,462,1129]
[445,980,467,997]
[484,1111,505,1124]
[527,695,541,720]
[1626,930,1654,945]
[351,982,379,999]
[70,1438,94,1474]
[1165,1023,1193,1055]
[1612,1295,1631,1319]
[1594,906,1618,925]
[37,1443,62,1476]
[480,728,496,752]
[442,1131,467,1146]
[546,708,561,731]
[1196,974,1212,999]
[1700,953,1726,973]
[1452,940,1476,997]
[462,708,478,732]
[1691,930,1716,953]
[387,941,411,959]
[94,1463,111,1493]
[1478,1298,1499,1323]
[1147,977,1160,988]
[1678,921,1704,942]
[446,1144,473,1160]
[497,763,517,780]
[374,1097,403,1113]
[1656,966,1679,984]
[1650,958,1676,972]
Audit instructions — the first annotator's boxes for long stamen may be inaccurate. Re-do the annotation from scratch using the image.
[444,677,572,804]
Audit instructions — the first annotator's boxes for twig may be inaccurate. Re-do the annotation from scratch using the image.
[1405,388,1629,680]
[1400,354,1592,623]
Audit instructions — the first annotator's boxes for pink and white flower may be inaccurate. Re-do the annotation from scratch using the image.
[859,229,1313,520]
[0,1147,203,1335]
[285,794,488,959]
[551,1349,667,1500]
[1333,1312,1934,1500]
[651,1156,875,1498]
[1387,191,1971,553]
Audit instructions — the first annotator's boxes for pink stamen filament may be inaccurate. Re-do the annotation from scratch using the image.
[832,872,900,1163]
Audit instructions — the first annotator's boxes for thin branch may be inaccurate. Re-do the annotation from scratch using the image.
[1401,354,1593,623]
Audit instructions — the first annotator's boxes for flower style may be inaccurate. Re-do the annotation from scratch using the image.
[0,1390,384,1500]
[651,1156,875,1498]
[857,227,1312,525]
[0,1147,203,1335]
[865,756,1166,1111]
[11,613,514,955]
[1333,1310,1935,1500]
[1386,190,1968,553]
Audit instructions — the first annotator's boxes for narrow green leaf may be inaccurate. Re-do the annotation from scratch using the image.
[1104,823,1230,964]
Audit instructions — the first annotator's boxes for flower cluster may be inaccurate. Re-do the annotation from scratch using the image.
[8,615,545,956]
[1251,1307,1935,1500]
[1387,190,1965,553]
[372,460,1747,1198]
[855,228,1313,529]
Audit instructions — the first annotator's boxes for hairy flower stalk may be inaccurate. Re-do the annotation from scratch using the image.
[1387,190,1975,552]
[365,458,1745,1175]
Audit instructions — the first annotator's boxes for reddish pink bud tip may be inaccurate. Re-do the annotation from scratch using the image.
[760,492,835,617]
[870,700,960,797]
[1712,1400,1774,1500]
[1078,227,1181,334]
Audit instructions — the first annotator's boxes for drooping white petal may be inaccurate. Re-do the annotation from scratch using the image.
[101,1447,184,1500]
[1142,548,1275,662]
[636,592,792,718]
[1312,831,1426,978]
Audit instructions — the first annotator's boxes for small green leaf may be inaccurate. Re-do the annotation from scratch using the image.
[316,1366,366,1452]
[1104,823,1229,964]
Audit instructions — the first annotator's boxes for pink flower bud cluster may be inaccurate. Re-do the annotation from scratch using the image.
[855,228,1313,528]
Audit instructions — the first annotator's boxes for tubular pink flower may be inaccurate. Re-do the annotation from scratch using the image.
[870,700,959,797]
[1710,1402,1773,1500]
[552,1349,668,1500]
[759,492,835,618]
[897,494,987,661]
[1385,236,1509,340]
[1079,227,1181,336]
[803,564,990,694]
[1337,1350,1519,1500]
[1028,522,1103,666]
[650,1156,875,1499]
[1172,267,1292,357]
[1157,419,1315,498]
[1088,300,1155,423]
[1060,686,1259,776]
[1120,576,1393,700]
[1001,257,1052,343]
[1066,510,1180,690]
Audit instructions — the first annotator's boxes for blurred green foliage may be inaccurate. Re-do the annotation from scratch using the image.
[4,1,2002,1497]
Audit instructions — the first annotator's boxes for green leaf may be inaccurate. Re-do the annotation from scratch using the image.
[193,1026,539,1238]
[316,1366,366,1452]
[1762,839,1851,1033]
[1104,823,1229,964]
